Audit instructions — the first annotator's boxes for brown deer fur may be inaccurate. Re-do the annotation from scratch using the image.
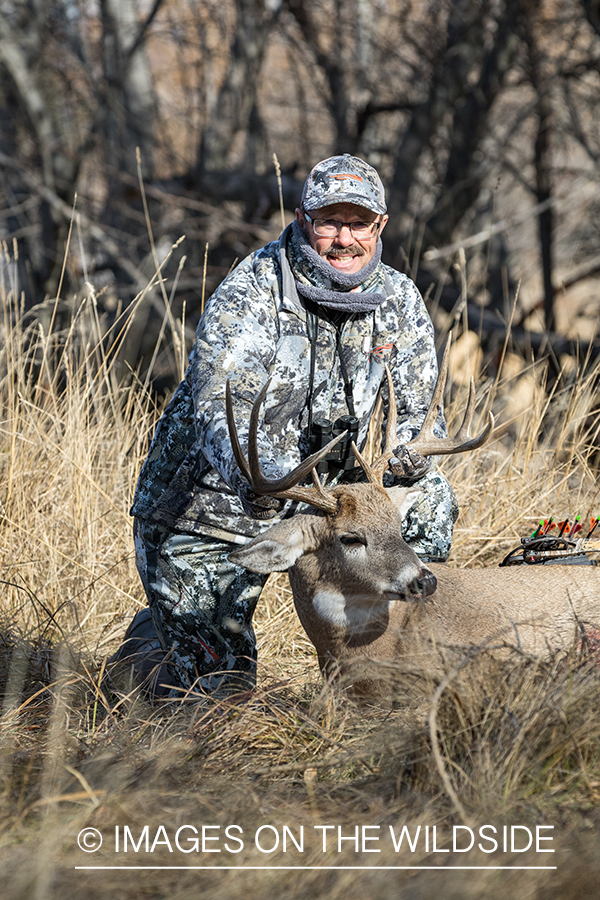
[230,481,600,697]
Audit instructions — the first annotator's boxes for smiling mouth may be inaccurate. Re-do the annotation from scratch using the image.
[325,248,365,268]
[328,256,358,269]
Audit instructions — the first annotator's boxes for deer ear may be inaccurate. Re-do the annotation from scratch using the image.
[385,485,423,520]
[228,516,321,574]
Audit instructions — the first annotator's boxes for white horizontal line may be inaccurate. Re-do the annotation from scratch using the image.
[75,866,557,871]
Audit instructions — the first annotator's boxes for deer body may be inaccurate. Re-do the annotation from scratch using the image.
[225,337,600,698]
[292,558,600,695]
[230,482,600,697]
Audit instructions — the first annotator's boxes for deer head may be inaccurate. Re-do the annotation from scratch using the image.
[227,335,493,621]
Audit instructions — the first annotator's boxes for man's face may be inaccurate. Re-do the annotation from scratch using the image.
[295,203,388,275]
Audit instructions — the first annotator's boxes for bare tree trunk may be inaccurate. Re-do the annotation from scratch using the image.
[200,0,276,172]
[285,0,354,153]
[385,0,488,252]
[423,0,523,248]
[100,0,162,178]
[0,4,79,293]
[535,103,555,334]
[582,0,600,37]
[525,1,555,333]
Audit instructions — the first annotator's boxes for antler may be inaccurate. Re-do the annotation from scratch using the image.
[225,379,343,515]
[226,335,493,508]
[405,333,494,457]
[351,363,399,484]
[351,333,494,485]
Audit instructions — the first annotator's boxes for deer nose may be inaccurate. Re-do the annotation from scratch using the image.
[416,570,437,597]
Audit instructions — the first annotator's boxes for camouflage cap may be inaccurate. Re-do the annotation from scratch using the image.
[301,154,387,215]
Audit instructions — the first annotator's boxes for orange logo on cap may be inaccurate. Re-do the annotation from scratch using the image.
[332,173,363,181]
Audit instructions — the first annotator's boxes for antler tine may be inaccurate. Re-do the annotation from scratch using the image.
[226,379,252,484]
[354,363,414,485]
[418,331,452,440]
[225,378,343,514]
[351,441,379,485]
[446,377,495,453]
[383,363,398,455]
[246,376,275,490]
[405,334,494,457]
[363,364,400,483]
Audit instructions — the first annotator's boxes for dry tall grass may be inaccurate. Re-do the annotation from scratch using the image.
[1,252,600,900]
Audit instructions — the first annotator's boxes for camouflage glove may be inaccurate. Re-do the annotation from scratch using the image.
[232,472,285,520]
[388,445,432,480]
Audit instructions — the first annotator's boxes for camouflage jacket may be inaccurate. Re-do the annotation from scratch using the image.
[130,225,446,543]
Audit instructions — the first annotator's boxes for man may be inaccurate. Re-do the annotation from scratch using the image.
[115,154,457,697]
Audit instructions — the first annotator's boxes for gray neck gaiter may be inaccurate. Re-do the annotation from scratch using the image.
[289,219,386,313]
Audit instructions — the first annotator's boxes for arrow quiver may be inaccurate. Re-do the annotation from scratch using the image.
[499,522,600,568]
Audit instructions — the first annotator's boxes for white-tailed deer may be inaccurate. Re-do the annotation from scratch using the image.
[227,340,600,698]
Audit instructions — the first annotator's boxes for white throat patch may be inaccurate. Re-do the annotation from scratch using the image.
[312,589,390,631]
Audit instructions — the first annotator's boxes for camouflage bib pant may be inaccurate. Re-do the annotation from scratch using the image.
[134,518,268,693]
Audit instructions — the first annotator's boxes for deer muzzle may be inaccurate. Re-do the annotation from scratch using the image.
[384,568,437,602]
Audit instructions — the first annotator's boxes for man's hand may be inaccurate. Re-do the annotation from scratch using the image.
[388,445,432,480]
[236,481,285,520]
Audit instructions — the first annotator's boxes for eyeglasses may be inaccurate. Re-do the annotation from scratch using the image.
[303,211,381,239]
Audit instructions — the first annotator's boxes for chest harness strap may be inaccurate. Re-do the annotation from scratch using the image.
[306,311,356,438]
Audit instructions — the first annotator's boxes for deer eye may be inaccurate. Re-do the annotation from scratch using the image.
[340,533,367,547]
